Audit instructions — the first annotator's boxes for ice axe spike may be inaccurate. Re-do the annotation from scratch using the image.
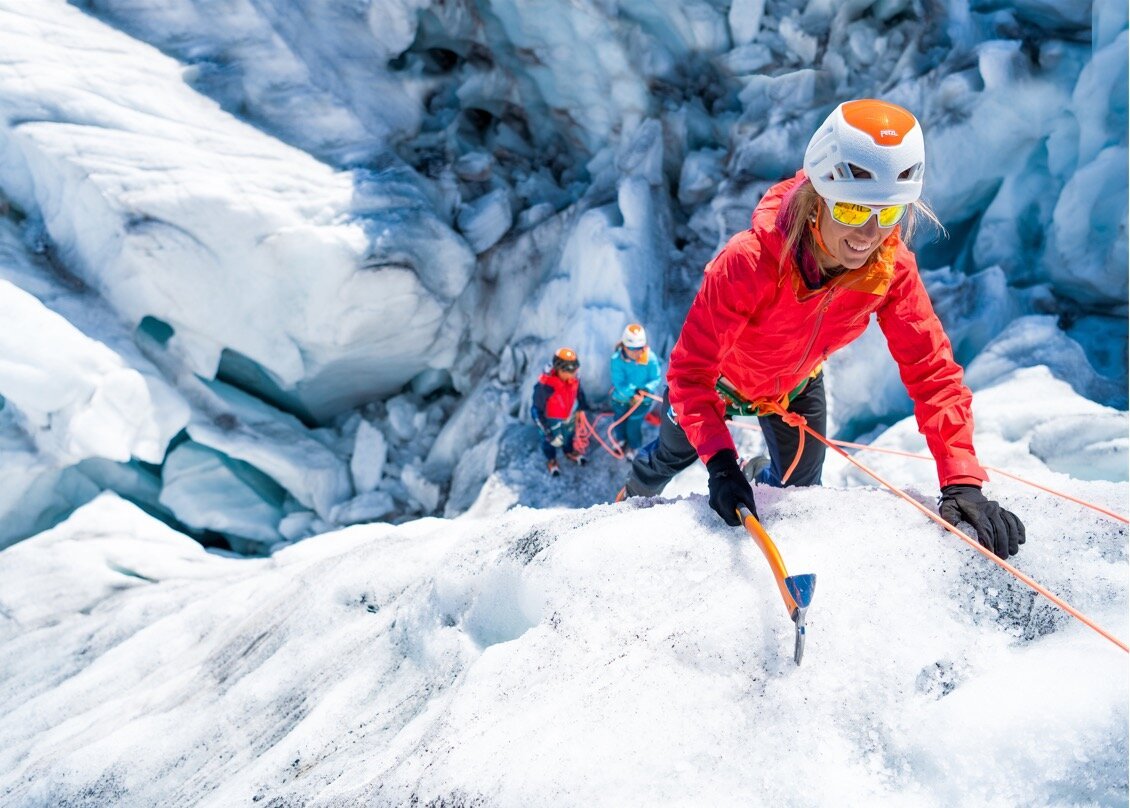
[737,506,817,665]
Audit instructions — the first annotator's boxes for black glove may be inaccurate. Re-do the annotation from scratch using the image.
[939,485,1026,559]
[706,450,758,527]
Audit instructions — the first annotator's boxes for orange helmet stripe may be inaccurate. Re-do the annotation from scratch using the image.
[841,99,916,146]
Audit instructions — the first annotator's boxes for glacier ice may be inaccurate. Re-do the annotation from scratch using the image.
[0,0,1124,549]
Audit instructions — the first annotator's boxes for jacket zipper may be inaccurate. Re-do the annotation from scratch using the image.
[793,287,838,376]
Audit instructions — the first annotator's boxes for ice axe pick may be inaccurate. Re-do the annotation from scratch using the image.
[737,505,817,665]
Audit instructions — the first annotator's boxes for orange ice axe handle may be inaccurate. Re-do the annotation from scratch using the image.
[738,506,817,665]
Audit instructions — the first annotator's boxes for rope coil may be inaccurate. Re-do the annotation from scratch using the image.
[575,392,663,460]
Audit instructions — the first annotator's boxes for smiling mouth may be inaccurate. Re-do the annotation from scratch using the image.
[845,239,873,254]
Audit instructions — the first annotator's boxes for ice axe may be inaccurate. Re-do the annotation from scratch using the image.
[737,505,816,665]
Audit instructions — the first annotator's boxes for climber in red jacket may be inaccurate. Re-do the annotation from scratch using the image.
[618,98,1025,559]
[531,347,592,477]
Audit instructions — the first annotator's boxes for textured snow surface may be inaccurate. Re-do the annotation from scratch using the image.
[0,2,1124,801]
[0,481,1125,806]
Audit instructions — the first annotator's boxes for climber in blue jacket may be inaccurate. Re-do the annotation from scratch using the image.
[609,323,662,459]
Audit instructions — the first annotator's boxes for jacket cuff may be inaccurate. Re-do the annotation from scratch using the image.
[942,475,983,488]
[696,434,737,464]
[936,456,988,488]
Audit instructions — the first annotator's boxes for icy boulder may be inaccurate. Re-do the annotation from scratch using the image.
[0,280,188,465]
[965,316,1126,408]
[1044,145,1128,306]
[329,490,396,525]
[457,189,513,254]
[75,0,427,165]
[158,442,285,553]
[350,419,388,494]
[678,149,726,207]
[0,410,101,550]
[0,3,475,422]
[184,380,354,522]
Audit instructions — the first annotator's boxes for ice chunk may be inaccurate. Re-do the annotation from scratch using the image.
[351,420,388,494]
[454,152,494,182]
[385,395,424,443]
[0,280,188,465]
[444,437,501,518]
[779,16,818,64]
[186,381,353,521]
[1070,30,1127,167]
[965,316,1126,408]
[729,0,766,46]
[722,43,774,74]
[426,386,514,481]
[0,412,100,550]
[329,490,397,525]
[457,189,512,254]
[401,464,441,513]
[678,149,726,206]
[158,442,285,551]
[278,510,331,544]
[1044,146,1128,307]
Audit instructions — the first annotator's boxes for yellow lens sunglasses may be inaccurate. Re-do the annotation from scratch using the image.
[825,198,908,228]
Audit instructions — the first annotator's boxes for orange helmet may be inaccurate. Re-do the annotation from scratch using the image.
[553,347,579,372]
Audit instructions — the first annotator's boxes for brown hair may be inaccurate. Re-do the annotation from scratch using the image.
[780,180,944,280]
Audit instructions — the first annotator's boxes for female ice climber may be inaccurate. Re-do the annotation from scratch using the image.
[617,99,1025,559]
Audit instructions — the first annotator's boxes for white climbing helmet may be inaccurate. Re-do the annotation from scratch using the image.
[621,323,647,349]
[803,99,926,206]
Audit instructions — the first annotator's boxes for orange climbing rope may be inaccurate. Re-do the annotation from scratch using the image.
[729,423,1129,525]
[729,415,1128,653]
[575,391,665,460]
[830,437,1129,525]
[574,410,620,457]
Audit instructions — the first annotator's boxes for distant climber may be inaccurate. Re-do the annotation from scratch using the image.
[531,347,591,476]
[609,323,662,460]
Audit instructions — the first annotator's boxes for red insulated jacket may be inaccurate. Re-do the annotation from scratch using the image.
[532,370,589,422]
[667,171,987,488]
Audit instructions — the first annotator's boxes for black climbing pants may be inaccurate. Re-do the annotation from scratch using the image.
[624,373,827,497]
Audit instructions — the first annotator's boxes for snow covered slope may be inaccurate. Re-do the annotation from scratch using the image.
[0,483,1125,806]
